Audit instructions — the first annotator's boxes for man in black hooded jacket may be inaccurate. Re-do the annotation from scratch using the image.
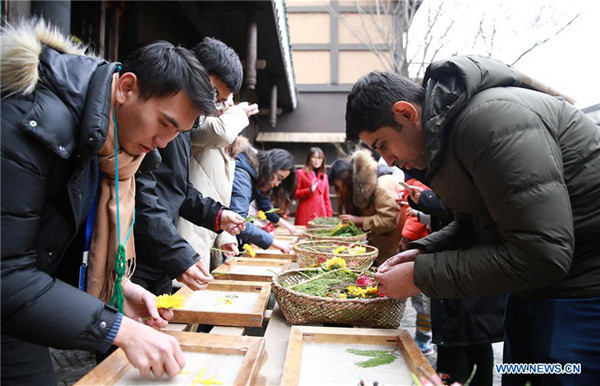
[1,19,217,383]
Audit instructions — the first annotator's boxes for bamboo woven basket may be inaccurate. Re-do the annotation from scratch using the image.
[293,241,378,269]
[303,229,368,243]
[307,218,341,229]
[272,269,406,328]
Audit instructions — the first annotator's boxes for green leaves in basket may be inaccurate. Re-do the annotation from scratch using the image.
[313,217,341,226]
[289,269,356,298]
[329,221,363,236]
[346,348,398,368]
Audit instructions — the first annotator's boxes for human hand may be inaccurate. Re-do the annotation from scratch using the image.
[406,207,418,217]
[406,185,424,203]
[271,239,292,253]
[122,279,171,330]
[220,210,246,235]
[176,261,213,290]
[374,262,420,299]
[287,226,302,236]
[339,214,363,226]
[416,366,462,386]
[310,180,319,192]
[113,316,185,378]
[398,236,409,252]
[220,243,239,258]
[377,249,422,274]
[395,188,408,206]
[237,102,259,117]
[278,218,301,235]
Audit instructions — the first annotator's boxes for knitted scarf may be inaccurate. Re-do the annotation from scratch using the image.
[87,95,145,303]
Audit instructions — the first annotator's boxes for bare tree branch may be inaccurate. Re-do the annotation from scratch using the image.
[510,13,580,66]
[329,0,580,80]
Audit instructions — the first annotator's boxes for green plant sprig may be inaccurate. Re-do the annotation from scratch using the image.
[245,208,279,223]
[346,348,399,368]
[288,267,350,290]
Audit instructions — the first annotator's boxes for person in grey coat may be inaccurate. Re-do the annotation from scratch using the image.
[345,56,600,385]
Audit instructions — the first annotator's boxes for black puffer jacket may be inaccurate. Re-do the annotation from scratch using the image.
[133,131,224,292]
[1,26,120,349]
[412,56,600,300]
[411,191,505,346]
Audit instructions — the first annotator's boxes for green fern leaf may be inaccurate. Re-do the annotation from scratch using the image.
[355,353,397,368]
[346,348,390,357]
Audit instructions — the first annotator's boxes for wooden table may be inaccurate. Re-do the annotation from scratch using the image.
[81,257,431,385]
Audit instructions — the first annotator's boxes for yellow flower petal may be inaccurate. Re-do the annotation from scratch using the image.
[156,293,185,309]
[257,210,267,220]
[349,246,366,254]
[333,246,346,254]
[325,257,347,270]
[243,243,256,257]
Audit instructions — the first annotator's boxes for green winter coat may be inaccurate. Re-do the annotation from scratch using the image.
[412,56,600,300]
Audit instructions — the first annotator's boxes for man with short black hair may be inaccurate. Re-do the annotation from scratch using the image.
[132,37,251,295]
[345,56,600,385]
[1,19,218,383]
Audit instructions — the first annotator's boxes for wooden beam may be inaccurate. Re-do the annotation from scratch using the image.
[255,131,346,143]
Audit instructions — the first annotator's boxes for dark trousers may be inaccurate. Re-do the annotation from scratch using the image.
[1,334,56,385]
[503,294,600,386]
[437,344,494,386]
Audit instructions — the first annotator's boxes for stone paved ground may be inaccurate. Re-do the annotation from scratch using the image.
[50,348,96,386]
[54,298,502,385]
[400,298,503,386]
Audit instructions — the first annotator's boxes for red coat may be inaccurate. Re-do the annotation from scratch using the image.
[294,168,333,225]
[401,178,431,241]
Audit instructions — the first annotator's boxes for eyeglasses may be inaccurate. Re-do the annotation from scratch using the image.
[215,99,228,111]
[191,116,205,130]
[214,88,233,111]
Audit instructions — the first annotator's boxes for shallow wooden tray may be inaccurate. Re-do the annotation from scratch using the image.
[171,281,271,327]
[75,332,265,386]
[281,326,435,386]
[274,225,305,236]
[245,247,297,262]
[272,235,300,244]
[212,257,291,282]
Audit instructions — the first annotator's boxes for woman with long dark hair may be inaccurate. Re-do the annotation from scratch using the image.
[294,147,333,226]
[230,143,297,252]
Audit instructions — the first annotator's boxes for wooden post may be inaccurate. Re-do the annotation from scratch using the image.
[97,1,106,58]
[107,4,119,61]
[245,15,257,91]
[270,83,278,128]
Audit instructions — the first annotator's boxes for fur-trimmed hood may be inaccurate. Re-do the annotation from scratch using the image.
[352,149,378,209]
[235,139,260,179]
[1,18,95,97]
[2,18,116,161]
